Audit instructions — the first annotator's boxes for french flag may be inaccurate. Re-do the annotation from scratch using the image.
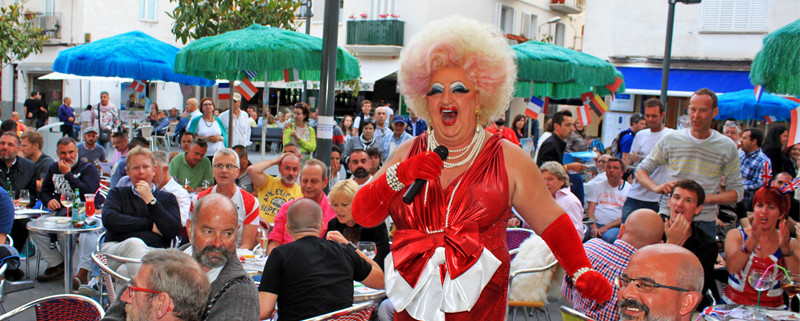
[764,115,777,124]
[526,96,545,119]
[218,83,231,100]
[789,106,800,147]
[130,80,146,93]
[754,85,764,103]
[236,78,258,101]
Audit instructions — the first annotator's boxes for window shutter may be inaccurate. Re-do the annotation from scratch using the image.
[701,0,721,31]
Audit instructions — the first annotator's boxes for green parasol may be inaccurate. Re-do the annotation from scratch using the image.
[750,19,800,96]
[511,41,625,99]
[174,24,360,81]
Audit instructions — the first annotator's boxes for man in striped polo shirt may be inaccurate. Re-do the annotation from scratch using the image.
[635,88,743,239]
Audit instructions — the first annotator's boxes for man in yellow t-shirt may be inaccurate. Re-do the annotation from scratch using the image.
[248,153,302,225]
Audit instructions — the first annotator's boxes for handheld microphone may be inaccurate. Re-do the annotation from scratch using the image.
[402,146,449,204]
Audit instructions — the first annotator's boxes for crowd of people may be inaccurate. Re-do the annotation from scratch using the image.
[0,16,797,321]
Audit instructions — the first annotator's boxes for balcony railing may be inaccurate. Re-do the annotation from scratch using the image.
[550,0,584,14]
[31,12,61,40]
[346,19,404,47]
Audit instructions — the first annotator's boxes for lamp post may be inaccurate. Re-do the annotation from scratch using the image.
[537,17,562,43]
[301,0,313,104]
[660,0,701,107]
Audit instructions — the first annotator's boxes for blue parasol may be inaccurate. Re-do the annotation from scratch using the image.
[714,89,799,121]
[53,31,214,86]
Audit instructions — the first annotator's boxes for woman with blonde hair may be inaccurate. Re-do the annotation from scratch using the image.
[325,180,390,268]
[352,16,610,320]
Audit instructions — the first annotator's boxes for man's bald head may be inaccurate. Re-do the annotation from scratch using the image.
[191,193,238,234]
[286,198,323,236]
[619,209,664,249]
[631,244,704,293]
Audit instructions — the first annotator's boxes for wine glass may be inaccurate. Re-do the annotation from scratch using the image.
[747,268,779,318]
[201,180,211,189]
[782,273,800,310]
[60,192,75,217]
[18,189,30,209]
[357,241,377,260]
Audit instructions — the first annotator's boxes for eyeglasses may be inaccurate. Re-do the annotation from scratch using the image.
[126,283,164,297]
[213,164,239,170]
[614,275,691,293]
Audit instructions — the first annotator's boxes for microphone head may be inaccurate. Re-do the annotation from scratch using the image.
[433,145,449,161]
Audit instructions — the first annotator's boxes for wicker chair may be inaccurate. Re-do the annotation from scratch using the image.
[0,294,104,320]
[300,302,376,321]
[506,228,534,260]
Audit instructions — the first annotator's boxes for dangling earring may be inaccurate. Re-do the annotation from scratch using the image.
[475,109,481,116]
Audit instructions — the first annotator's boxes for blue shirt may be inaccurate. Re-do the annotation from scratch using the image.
[57,104,75,125]
[617,129,635,157]
[0,188,13,235]
[382,131,413,161]
[405,118,428,136]
[153,117,170,134]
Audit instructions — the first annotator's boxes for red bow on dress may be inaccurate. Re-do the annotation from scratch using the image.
[390,221,484,287]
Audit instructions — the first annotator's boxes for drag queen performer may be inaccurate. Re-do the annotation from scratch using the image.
[352,16,612,320]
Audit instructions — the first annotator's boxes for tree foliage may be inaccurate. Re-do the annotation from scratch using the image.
[168,0,302,44]
[0,3,48,69]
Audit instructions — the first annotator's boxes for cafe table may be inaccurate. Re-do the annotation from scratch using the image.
[26,217,103,293]
[699,304,800,320]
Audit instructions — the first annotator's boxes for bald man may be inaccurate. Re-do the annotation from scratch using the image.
[562,209,665,321]
[258,199,384,320]
[617,244,703,321]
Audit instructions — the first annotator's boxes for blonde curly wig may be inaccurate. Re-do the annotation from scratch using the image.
[397,16,517,126]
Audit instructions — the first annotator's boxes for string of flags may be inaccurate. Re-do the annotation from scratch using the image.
[524,76,621,122]
[217,68,304,102]
[236,78,258,101]
[576,104,592,126]
[129,80,147,93]
[217,82,230,100]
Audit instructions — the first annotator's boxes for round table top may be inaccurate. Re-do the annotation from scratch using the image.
[26,216,103,234]
[353,282,386,302]
[14,208,51,220]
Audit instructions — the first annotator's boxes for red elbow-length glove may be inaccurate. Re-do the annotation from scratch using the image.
[541,214,613,302]
[352,151,443,227]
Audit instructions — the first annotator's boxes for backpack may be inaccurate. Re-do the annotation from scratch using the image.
[610,130,628,157]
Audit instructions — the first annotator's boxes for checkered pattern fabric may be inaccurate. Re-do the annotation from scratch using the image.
[34,298,102,321]
[326,307,375,321]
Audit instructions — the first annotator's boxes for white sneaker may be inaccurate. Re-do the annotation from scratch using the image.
[78,277,101,297]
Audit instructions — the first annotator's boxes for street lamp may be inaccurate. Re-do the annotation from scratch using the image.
[301,0,313,103]
[660,0,701,107]
[537,16,562,43]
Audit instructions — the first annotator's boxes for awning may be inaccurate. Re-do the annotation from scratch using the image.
[359,58,399,84]
[616,67,752,97]
[38,72,133,82]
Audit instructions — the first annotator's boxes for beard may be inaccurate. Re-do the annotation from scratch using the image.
[125,302,154,321]
[352,167,369,179]
[193,243,234,269]
[618,298,674,321]
[495,120,505,126]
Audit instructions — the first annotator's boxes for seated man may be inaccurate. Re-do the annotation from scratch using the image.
[77,127,107,163]
[120,249,210,321]
[258,199,384,320]
[562,209,664,321]
[32,137,99,282]
[664,179,718,309]
[169,138,214,192]
[153,111,171,136]
[104,193,260,321]
[101,146,181,278]
[192,148,259,249]
[616,244,703,321]
[586,157,630,243]
[110,137,150,188]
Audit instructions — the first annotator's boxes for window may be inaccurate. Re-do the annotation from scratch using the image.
[139,0,157,22]
[701,0,767,33]
[496,4,515,35]
[369,0,397,19]
[314,0,344,23]
[520,13,538,39]
[44,0,55,15]
[554,22,565,47]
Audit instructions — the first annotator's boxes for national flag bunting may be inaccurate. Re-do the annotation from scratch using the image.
[576,105,592,126]
[581,92,597,114]
[283,69,300,82]
[605,76,623,93]
[764,115,777,124]
[236,78,258,101]
[218,83,231,100]
[761,161,773,186]
[789,106,800,148]
[754,85,764,103]
[243,70,258,80]
[130,80,147,93]
[592,94,610,113]
[543,97,550,114]
[526,96,545,119]
[580,92,609,116]
[779,177,800,194]
[179,84,194,98]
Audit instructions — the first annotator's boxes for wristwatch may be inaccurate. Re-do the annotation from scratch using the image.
[148,198,157,206]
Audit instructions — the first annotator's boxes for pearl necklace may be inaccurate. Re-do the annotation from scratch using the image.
[428,125,484,168]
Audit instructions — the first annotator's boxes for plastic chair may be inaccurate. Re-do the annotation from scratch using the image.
[92,232,139,305]
[301,302,376,321]
[0,294,104,320]
[508,260,560,321]
[153,123,176,148]
[560,306,595,321]
[506,228,534,260]
[139,126,154,149]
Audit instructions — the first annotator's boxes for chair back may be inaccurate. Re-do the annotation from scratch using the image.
[302,302,375,321]
[560,306,595,321]
[140,126,153,138]
[166,122,177,135]
[506,228,534,260]
[0,294,104,320]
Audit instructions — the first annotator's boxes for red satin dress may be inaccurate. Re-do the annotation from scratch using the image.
[388,132,511,320]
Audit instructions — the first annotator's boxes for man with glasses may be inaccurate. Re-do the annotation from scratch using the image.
[169,138,214,192]
[192,148,259,250]
[561,209,664,321]
[119,249,210,321]
[663,179,718,310]
[616,244,704,321]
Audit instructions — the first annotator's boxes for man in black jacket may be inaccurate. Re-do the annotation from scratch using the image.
[101,146,180,278]
[0,132,38,279]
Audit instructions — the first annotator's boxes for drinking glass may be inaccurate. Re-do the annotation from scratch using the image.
[781,273,800,310]
[201,180,211,189]
[747,268,780,319]
[84,194,95,217]
[357,241,377,260]
[18,189,30,208]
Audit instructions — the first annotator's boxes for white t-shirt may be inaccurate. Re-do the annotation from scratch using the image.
[195,118,224,156]
[219,109,252,147]
[586,180,630,225]
[627,128,675,202]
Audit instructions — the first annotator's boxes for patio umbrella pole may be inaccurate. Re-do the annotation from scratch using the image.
[228,79,235,147]
[261,71,269,160]
[316,0,341,167]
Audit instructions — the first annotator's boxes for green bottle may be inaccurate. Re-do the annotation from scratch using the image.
[72,189,83,223]
[5,180,12,197]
